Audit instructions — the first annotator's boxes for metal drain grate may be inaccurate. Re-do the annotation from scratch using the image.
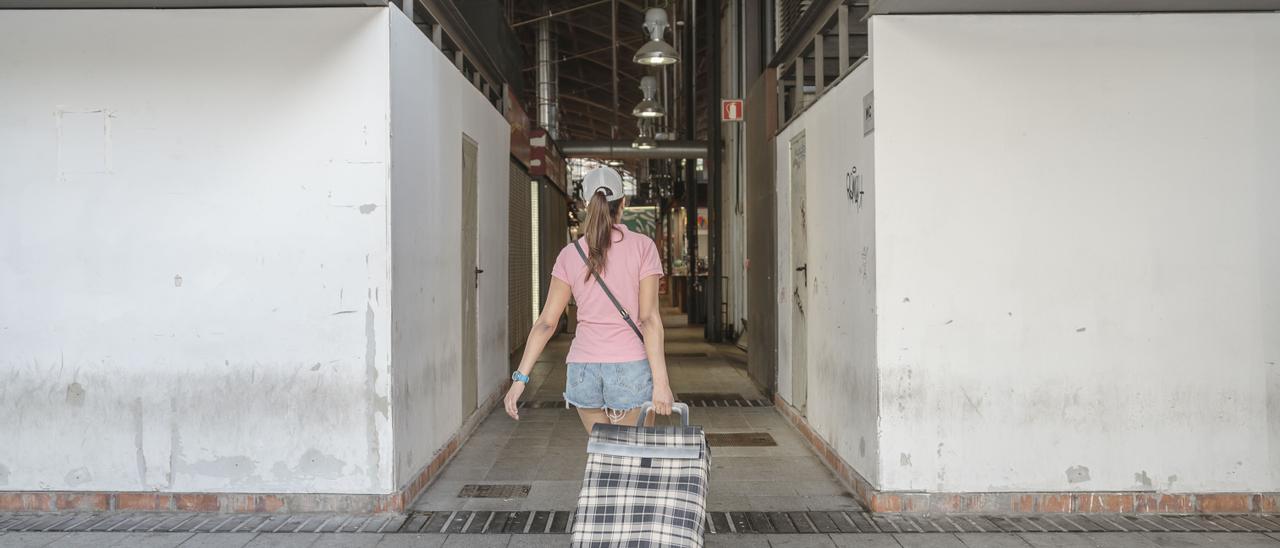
[519,397,770,409]
[707,432,777,447]
[458,484,531,498]
[2,511,1279,535]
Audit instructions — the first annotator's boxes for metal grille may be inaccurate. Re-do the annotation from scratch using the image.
[458,484,531,499]
[707,432,778,447]
[508,161,533,355]
[4,511,1277,535]
[775,0,813,49]
[537,181,570,314]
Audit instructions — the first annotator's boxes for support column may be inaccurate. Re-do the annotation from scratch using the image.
[707,0,723,342]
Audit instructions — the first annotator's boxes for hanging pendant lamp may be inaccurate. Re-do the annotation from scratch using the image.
[632,75,665,118]
[633,8,679,66]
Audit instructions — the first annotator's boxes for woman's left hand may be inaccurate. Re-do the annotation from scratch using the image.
[651,383,675,416]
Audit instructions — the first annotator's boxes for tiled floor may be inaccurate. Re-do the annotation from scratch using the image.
[408,314,860,514]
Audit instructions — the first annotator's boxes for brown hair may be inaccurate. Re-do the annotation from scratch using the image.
[582,190,624,281]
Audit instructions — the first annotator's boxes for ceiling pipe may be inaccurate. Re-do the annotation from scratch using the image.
[559,140,707,159]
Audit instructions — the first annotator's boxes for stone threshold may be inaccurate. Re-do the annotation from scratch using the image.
[773,394,1280,515]
[1,510,1278,535]
[0,382,510,515]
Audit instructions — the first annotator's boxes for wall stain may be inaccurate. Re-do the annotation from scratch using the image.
[272,449,347,481]
[0,463,9,486]
[358,204,378,214]
[332,310,357,315]
[64,467,93,487]
[173,274,183,288]
[1066,465,1091,483]
[65,382,85,407]
[365,303,382,489]
[132,397,147,486]
[900,453,912,466]
[1134,470,1153,488]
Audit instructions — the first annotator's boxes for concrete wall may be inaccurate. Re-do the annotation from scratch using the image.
[872,13,1280,492]
[387,8,510,488]
[0,9,396,493]
[775,62,880,482]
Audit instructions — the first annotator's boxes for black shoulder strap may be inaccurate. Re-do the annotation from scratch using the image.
[574,240,645,342]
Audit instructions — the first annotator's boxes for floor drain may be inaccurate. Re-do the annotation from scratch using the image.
[458,484,531,498]
[707,432,777,447]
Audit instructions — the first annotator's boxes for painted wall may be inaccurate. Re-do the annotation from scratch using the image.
[387,8,510,488]
[0,9,396,493]
[872,13,1280,492]
[775,62,880,482]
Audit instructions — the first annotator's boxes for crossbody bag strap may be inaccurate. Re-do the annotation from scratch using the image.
[574,240,645,343]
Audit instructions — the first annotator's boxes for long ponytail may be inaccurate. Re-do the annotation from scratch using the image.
[582,190,623,281]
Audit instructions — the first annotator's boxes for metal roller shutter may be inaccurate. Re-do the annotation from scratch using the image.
[508,161,533,357]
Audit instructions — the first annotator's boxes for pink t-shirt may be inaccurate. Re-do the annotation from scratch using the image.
[551,224,664,363]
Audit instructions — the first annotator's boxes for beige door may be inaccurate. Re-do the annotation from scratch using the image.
[789,132,808,415]
[461,135,479,416]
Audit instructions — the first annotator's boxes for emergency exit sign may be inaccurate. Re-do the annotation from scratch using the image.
[721,99,744,122]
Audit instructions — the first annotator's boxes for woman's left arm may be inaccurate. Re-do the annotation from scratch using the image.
[638,275,673,415]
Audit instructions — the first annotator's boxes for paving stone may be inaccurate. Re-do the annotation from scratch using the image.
[954,533,1030,547]
[1199,532,1280,546]
[177,533,259,548]
[113,532,197,547]
[242,533,321,548]
[440,534,510,547]
[310,533,385,547]
[828,533,904,547]
[1087,533,1161,548]
[0,532,68,547]
[893,533,966,547]
[507,534,572,547]
[1019,532,1103,547]
[707,533,771,547]
[374,533,447,547]
[767,533,838,547]
[1140,532,1218,547]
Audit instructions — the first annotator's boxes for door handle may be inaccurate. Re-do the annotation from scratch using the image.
[475,267,484,288]
[795,265,807,272]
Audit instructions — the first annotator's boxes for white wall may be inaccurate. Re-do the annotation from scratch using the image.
[872,13,1280,492]
[0,9,396,493]
[387,9,510,487]
[775,62,880,481]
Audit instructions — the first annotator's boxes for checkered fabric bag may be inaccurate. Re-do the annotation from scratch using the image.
[572,402,709,547]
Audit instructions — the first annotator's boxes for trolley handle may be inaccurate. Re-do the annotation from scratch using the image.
[636,401,690,427]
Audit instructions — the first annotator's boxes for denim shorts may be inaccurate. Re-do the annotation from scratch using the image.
[563,359,653,411]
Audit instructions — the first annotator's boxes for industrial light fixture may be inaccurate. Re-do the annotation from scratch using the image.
[632,75,665,118]
[632,120,657,150]
[633,8,679,66]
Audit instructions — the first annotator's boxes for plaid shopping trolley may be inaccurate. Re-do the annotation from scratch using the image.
[571,402,709,548]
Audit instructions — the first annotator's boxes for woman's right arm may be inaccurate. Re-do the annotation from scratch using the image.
[503,278,572,420]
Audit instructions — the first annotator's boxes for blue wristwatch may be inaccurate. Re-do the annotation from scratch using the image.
[511,370,530,384]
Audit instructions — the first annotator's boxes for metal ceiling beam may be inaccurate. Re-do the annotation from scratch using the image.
[559,140,708,159]
[869,0,1280,13]
[0,0,383,5]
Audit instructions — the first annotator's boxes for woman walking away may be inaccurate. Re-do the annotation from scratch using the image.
[504,166,673,430]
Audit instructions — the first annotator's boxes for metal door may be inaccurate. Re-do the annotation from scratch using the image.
[789,132,808,414]
[461,135,479,415]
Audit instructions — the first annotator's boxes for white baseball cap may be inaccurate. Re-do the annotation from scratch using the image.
[582,166,626,202]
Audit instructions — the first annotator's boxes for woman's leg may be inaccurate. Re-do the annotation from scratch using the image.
[576,406,655,433]
[576,408,611,433]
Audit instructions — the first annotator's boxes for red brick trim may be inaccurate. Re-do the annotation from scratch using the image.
[0,381,510,515]
[773,394,1280,515]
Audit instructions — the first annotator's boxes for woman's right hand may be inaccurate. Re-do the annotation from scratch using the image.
[504,382,526,421]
